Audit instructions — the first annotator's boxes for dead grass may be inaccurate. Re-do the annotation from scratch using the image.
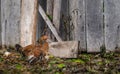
[0,49,120,74]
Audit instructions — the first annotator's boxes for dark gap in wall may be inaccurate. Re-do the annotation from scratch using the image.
[102,0,106,52]
[85,0,87,52]
[60,0,70,41]
[36,0,47,41]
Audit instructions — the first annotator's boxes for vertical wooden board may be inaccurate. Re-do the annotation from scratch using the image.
[21,0,38,46]
[1,0,21,46]
[46,0,54,16]
[53,0,62,33]
[69,0,86,51]
[86,0,103,52]
[60,0,69,40]
[104,0,120,51]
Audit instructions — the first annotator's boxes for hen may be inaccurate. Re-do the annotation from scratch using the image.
[15,35,49,64]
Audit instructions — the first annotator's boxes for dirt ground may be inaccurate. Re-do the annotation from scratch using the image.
[0,48,120,74]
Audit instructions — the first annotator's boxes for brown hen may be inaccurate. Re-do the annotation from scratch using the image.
[15,35,49,64]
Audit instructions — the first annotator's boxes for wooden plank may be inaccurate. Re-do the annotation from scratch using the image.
[20,0,38,46]
[69,0,86,51]
[38,5,62,42]
[1,0,21,46]
[53,0,62,33]
[60,0,69,40]
[86,0,103,52]
[104,0,120,51]
[49,41,78,58]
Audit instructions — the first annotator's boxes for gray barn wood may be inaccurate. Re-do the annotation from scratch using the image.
[1,0,21,46]
[69,0,86,52]
[47,0,54,17]
[60,0,70,40]
[38,5,62,42]
[53,0,62,35]
[1,0,120,52]
[86,0,104,52]
[104,0,120,51]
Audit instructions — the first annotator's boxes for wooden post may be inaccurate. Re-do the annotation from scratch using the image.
[20,0,38,46]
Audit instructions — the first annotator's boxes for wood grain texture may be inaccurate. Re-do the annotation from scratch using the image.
[104,0,120,51]
[47,0,54,16]
[20,0,38,46]
[1,0,21,46]
[60,0,70,40]
[86,0,104,52]
[38,5,62,42]
[49,41,78,58]
[69,0,86,51]
[53,0,62,33]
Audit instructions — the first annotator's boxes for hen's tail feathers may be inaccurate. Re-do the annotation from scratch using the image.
[15,44,22,50]
[15,44,25,57]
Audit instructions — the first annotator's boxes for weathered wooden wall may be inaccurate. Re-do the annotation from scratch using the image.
[86,0,104,52]
[0,0,120,52]
[60,0,69,40]
[104,0,120,51]
[1,0,21,47]
[69,0,86,52]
